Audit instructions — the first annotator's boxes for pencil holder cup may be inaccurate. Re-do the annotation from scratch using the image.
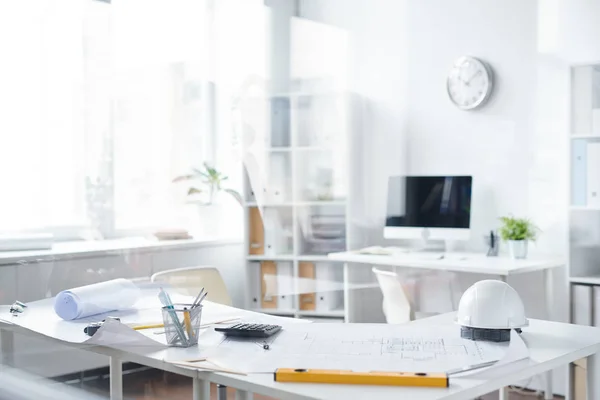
[161,304,202,347]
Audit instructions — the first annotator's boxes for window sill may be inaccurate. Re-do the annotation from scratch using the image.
[0,235,242,266]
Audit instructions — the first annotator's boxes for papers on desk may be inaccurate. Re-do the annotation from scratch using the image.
[455,329,530,379]
[54,279,141,320]
[0,297,168,354]
[203,323,529,374]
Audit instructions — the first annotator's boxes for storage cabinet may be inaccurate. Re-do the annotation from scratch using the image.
[242,92,364,321]
[569,64,600,399]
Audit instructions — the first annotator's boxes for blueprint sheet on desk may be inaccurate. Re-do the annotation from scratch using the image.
[204,323,527,374]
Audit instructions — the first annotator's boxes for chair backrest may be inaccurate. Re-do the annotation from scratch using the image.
[150,266,232,306]
[372,267,413,324]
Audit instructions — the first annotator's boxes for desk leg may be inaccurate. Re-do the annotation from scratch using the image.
[498,275,509,399]
[193,377,210,400]
[217,384,227,400]
[235,390,253,400]
[587,352,600,400]
[109,356,123,400]
[498,386,509,400]
[544,268,554,400]
[343,263,356,323]
[0,326,15,367]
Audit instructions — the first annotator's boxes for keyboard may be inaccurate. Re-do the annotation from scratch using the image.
[214,323,282,338]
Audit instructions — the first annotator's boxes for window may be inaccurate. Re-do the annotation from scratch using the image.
[0,0,266,239]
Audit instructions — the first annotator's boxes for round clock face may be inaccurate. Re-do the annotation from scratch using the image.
[447,56,493,110]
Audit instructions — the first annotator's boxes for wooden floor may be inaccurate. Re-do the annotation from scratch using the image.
[73,369,561,399]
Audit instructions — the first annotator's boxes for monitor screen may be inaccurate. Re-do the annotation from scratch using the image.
[385,176,472,229]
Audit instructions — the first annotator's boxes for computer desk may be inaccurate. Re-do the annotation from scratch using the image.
[328,250,565,399]
[1,299,599,400]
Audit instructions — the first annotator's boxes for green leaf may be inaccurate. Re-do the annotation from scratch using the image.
[187,187,203,195]
[498,216,539,241]
[172,174,196,183]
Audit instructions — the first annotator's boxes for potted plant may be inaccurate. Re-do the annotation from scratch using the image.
[498,216,539,259]
[173,163,242,206]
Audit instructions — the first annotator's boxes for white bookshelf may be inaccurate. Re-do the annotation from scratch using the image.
[241,91,364,321]
[569,65,600,399]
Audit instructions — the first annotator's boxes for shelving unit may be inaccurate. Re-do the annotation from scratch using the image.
[569,65,600,400]
[241,92,363,322]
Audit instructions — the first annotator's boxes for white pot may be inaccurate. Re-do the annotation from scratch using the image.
[508,240,528,259]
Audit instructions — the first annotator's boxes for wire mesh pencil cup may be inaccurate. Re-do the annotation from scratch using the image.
[161,304,202,347]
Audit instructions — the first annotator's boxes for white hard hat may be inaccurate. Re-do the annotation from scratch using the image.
[456,280,528,329]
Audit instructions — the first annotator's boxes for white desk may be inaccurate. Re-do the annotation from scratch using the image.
[328,250,565,399]
[328,250,564,321]
[1,300,599,400]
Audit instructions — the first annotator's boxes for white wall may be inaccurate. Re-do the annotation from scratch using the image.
[404,0,569,319]
[301,0,570,309]
[301,0,571,393]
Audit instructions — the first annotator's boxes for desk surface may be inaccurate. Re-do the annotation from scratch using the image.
[2,297,597,400]
[328,250,564,276]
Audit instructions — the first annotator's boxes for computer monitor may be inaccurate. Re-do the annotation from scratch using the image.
[384,175,472,241]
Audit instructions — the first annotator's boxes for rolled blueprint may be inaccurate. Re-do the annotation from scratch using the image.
[54,279,141,320]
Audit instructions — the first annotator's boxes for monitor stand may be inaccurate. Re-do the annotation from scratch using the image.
[410,229,446,253]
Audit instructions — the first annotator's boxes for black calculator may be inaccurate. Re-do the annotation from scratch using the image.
[214,323,282,338]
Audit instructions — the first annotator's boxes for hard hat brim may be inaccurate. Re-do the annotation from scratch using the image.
[455,318,529,330]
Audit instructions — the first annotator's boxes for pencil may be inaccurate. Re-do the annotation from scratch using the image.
[132,323,164,331]
[183,308,194,338]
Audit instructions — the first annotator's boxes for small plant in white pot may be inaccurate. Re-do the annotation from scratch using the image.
[499,216,539,259]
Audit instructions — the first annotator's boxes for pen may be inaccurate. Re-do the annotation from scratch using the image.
[192,288,205,308]
[159,288,189,346]
[196,291,208,307]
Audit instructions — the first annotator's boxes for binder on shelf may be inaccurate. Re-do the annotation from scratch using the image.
[572,139,587,206]
[270,97,291,147]
[593,109,600,135]
[587,142,600,207]
[277,262,294,310]
[315,263,342,312]
[268,155,288,203]
[260,261,278,309]
[299,262,316,311]
[594,286,600,327]
[573,284,592,326]
[264,209,287,256]
[248,262,261,308]
[248,207,264,255]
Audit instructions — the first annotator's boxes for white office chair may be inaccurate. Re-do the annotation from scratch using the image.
[150,266,232,306]
[372,267,415,324]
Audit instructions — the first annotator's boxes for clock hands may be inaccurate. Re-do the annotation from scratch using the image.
[465,69,482,84]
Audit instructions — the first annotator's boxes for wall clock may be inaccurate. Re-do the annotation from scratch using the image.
[447,56,494,110]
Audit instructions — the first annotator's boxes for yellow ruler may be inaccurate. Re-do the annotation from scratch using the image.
[273,368,449,388]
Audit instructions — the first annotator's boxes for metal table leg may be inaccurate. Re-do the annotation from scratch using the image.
[588,351,600,400]
[544,268,554,400]
[498,386,509,400]
[109,356,123,400]
[235,390,253,400]
[217,384,227,400]
[193,377,210,400]
[0,326,15,367]
[498,275,508,400]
